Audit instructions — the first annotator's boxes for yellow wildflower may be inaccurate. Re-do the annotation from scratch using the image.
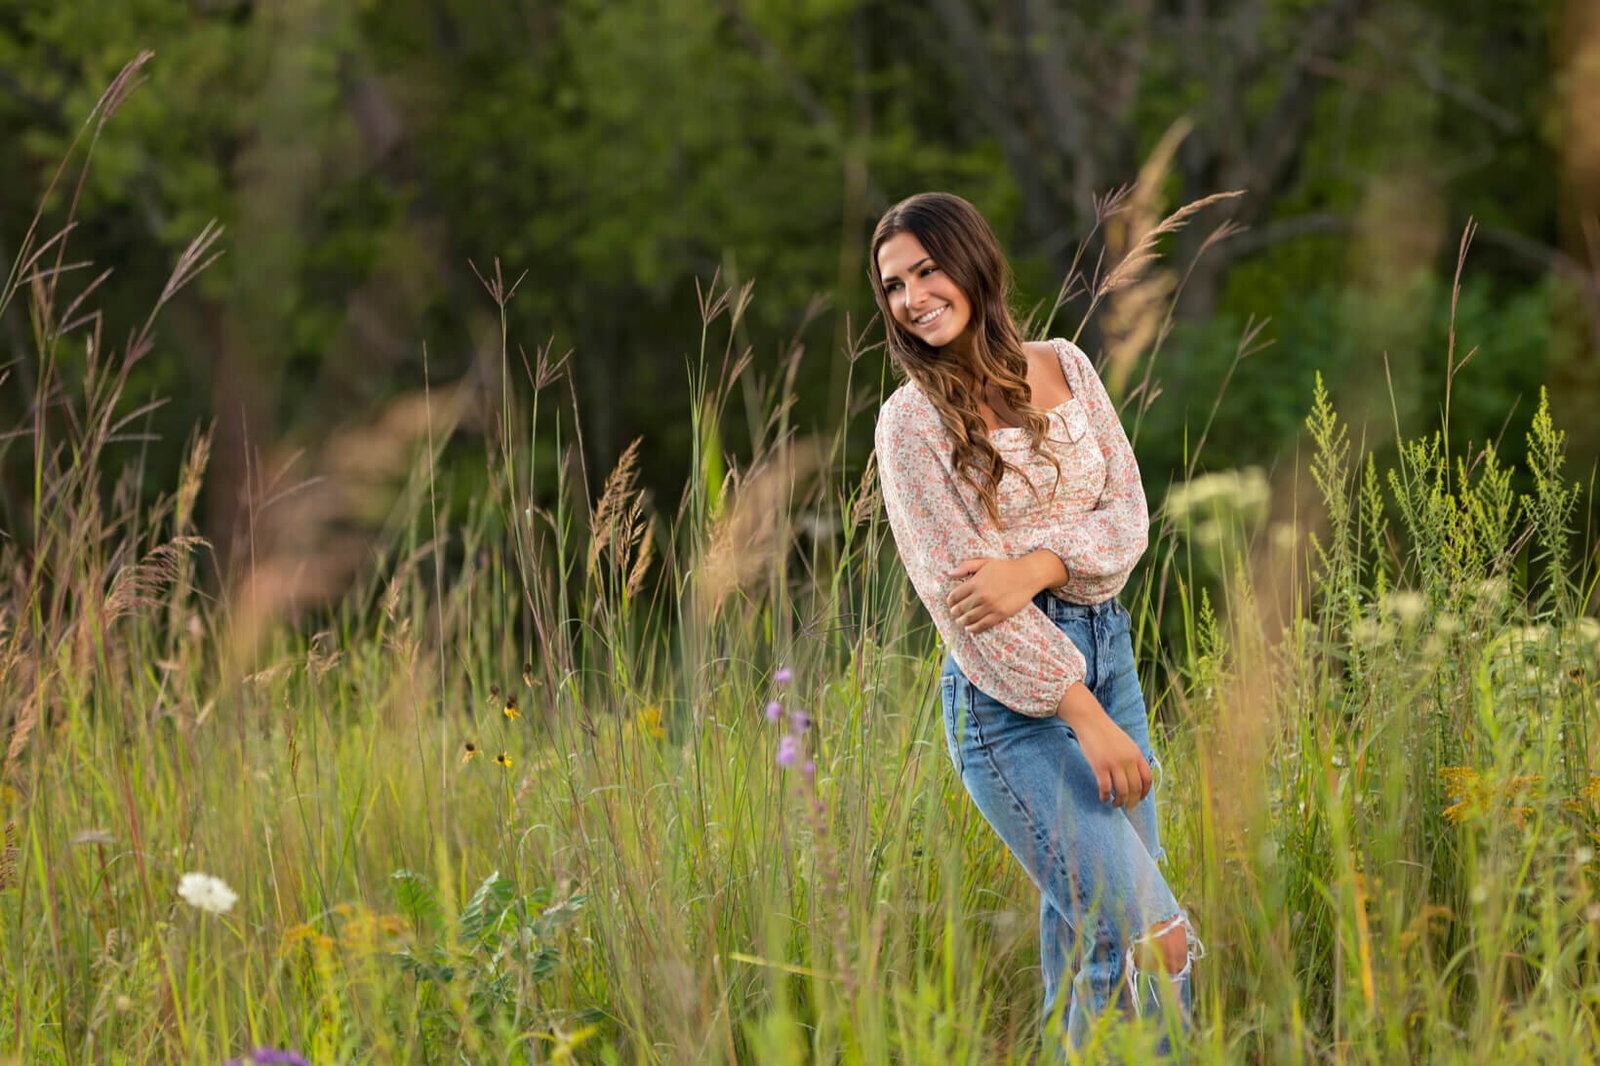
[462,742,481,763]
[496,753,513,769]
[639,703,665,739]
[279,922,317,956]
[504,695,520,722]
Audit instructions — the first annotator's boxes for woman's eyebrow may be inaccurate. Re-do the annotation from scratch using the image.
[881,256,932,283]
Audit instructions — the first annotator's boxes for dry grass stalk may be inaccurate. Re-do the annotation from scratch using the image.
[105,536,209,624]
[693,436,824,622]
[224,384,471,670]
[1096,118,1244,398]
[587,436,649,581]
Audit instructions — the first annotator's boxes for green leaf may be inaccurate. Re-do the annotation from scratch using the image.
[459,870,516,947]
[390,869,441,933]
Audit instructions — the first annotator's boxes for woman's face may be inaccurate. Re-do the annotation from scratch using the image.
[876,231,973,349]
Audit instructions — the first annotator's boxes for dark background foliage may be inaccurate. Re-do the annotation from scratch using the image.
[3,0,1597,568]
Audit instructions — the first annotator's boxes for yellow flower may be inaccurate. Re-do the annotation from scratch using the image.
[496,753,513,769]
[639,703,665,739]
[279,922,317,956]
[462,742,481,763]
[504,695,520,722]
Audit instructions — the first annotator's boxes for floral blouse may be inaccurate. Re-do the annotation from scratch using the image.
[874,337,1150,717]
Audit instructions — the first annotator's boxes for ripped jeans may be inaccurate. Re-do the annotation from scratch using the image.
[939,591,1198,1060]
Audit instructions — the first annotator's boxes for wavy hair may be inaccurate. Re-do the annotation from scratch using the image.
[869,192,1060,528]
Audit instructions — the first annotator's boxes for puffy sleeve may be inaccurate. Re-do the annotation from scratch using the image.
[874,394,1086,716]
[1027,339,1150,581]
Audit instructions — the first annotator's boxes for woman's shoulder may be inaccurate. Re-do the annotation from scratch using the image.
[1034,337,1099,392]
[874,383,946,456]
[876,381,938,431]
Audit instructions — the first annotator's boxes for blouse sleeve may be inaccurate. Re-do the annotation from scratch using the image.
[875,396,1086,716]
[1027,339,1150,581]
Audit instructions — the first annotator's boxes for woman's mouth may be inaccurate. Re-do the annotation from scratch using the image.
[912,305,947,327]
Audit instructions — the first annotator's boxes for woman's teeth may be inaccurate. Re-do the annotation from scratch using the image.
[914,306,946,326]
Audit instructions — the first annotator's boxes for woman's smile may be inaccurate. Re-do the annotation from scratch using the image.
[876,230,973,347]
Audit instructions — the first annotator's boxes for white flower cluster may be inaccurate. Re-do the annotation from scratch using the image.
[1163,467,1271,561]
[177,871,238,915]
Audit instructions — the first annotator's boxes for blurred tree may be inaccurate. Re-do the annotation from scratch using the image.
[0,0,1590,567]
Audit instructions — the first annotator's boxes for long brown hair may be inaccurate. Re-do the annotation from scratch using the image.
[869,192,1060,528]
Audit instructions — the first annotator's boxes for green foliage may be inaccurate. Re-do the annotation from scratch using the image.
[3,17,1599,1062]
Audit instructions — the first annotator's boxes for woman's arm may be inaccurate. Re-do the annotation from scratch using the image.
[942,549,1067,634]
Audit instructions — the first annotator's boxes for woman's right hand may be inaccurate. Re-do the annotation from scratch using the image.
[1056,682,1151,809]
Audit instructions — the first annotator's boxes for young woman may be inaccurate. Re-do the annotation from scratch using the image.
[870,192,1200,1058]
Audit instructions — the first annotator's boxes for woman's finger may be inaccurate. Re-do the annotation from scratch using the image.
[1109,765,1130,808]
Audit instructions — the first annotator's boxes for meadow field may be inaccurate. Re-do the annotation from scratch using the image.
[4,59,1600,1066]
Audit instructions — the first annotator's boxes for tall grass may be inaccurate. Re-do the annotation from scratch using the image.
[2,56,1598,1065]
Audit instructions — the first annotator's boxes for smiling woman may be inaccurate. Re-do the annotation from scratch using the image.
[869,192,1199,1061]
[876,231,974,346]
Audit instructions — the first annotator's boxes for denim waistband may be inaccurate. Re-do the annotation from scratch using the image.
[1032,589,1124,624]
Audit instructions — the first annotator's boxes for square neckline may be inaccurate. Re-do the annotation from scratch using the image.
[987,338,1080,438]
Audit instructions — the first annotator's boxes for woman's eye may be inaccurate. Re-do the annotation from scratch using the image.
[921,266,937,276]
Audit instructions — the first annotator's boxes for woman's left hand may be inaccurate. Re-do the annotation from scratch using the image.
[944,555,1049,634]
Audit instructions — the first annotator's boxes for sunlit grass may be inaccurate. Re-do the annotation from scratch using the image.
[3,55,1599,1066]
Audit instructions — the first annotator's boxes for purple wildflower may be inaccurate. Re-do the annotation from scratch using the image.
[776,734,799,767]
[224,1051,312,1066]
[774,666,793,685]
[765,700,782,722]
[803,759,815,777]
[790,709,810,733]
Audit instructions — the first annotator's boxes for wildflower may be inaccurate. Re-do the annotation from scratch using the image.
[1381,590,1427,627]
[764,700,782,722]
[803,759,815,777]
[224,1048,311,1066]
[462,742,481,763]
[504,695,520,722]
[774,666,793,685]
[791,709,811,733]
[496,753,513,769]
[639,703,665,739]
[279,922,317,956]
[776,735,799,768]
[523,662,535,688]
[1350,617,1396,647]
[177,872,238,915]
[489,683,501,699]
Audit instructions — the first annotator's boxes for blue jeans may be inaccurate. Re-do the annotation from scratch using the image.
[939,592,1196,1060]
